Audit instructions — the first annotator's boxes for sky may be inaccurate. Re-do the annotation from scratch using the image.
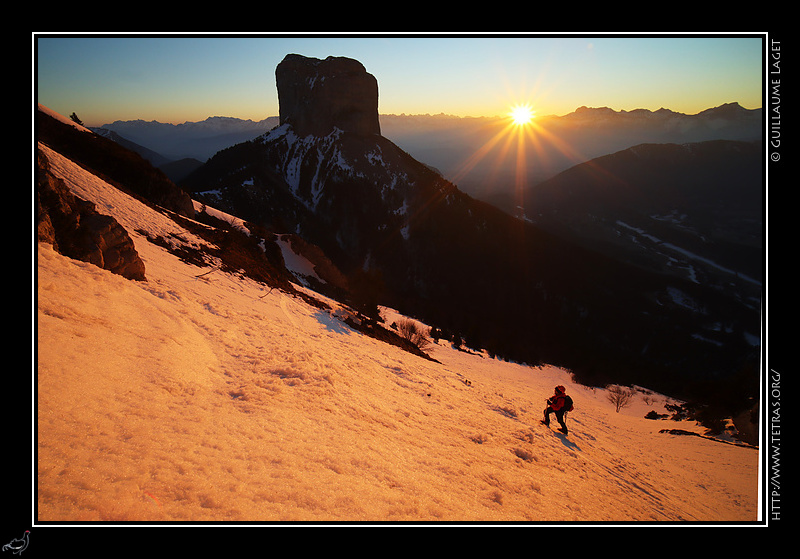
[34,33,765,127]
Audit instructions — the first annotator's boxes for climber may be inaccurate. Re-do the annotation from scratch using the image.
[541,385,572,435]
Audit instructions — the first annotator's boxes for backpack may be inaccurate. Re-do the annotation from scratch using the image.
[563,395,574,412]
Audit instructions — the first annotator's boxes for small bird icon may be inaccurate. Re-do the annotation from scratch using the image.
[2,531,29,555]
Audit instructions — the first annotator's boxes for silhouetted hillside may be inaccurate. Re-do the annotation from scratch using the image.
[37,108,194,218]
[514,140,763,298]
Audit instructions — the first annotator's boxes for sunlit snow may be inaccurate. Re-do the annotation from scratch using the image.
[36,141,759,523]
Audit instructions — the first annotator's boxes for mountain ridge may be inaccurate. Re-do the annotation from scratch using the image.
[177,55,760,411]
[97,100,760,130]
[93,101,760,159]
[497,139,763,296]
[94,100,760,202]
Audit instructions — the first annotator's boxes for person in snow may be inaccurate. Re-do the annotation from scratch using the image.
[541,385,570,435]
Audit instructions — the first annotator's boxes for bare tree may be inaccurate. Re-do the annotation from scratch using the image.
[606,385,636,412]
[397,318,431,350]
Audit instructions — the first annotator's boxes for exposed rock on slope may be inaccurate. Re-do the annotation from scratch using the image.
[36,148,147,281]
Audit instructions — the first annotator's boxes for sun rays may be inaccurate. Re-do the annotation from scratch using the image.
[448,105,543,191]
[445,104,591,214]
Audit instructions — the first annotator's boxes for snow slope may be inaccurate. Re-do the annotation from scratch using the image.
[35,142,759,523]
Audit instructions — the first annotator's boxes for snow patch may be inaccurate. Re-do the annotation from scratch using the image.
[275,235,325,286]
[616,221,761,286]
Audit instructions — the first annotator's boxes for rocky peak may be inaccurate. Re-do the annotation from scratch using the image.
[276,54,381,137]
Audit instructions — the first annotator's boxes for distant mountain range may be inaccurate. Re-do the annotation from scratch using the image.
[91,116,280,183]
[94,116,280,161]
[92,102,762,196]
[382,103,762,200]
[91,103,764,311]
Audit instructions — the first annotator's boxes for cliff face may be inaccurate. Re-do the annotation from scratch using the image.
[276,54,381,137]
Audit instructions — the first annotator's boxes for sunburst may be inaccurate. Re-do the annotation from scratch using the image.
[509,104,535,126]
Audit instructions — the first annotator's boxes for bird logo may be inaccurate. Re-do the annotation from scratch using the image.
[2,531,29,555]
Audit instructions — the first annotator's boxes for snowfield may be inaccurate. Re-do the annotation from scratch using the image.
[36,141,760,524]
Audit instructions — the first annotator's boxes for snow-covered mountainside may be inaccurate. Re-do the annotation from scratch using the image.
[36,141,759,523]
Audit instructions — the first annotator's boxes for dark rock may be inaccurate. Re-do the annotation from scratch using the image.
[276,54,380,137]
[36,149,147,281]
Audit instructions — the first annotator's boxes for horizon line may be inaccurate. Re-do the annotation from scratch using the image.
[82,101,763,128]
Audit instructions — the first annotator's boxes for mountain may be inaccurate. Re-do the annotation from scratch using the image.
[91,116,278,183]
[94,116,280,162]
[91,126,205,183]
[156,157,206,183]
[508,139,763,303]
[34,126,760,522]
[381,103,762,200]
[179,54,760,410]
[37,104,430,360]
[91,126,173,168]
[91,103,761,203]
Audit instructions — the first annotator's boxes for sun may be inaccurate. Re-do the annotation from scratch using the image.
[509,104,535,126]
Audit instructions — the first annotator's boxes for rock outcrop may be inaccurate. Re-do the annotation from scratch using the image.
[276,54,380,137]
[36,149,147,281]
